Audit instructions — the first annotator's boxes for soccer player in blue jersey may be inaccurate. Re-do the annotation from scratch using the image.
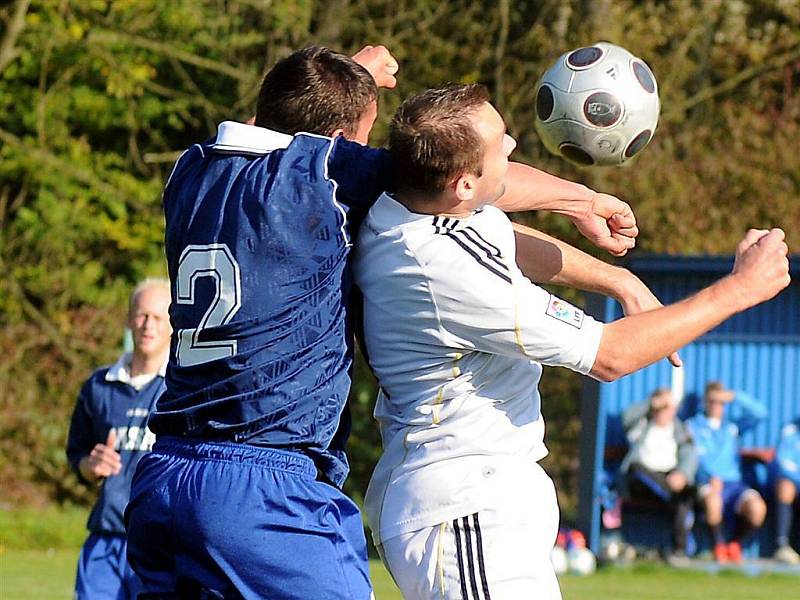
[125,45,652,599]
[686,381,768,563]
[772,418,800,564]
[66,279,171,600]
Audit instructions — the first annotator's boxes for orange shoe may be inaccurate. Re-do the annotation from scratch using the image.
[714,542,729,563]
[727,541,743,564]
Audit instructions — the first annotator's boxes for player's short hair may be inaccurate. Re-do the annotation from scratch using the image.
[704,381,725,398]
[648,388,674,411]
[255,45,377,139]
[388,83,491,195]
[128,277,170,316]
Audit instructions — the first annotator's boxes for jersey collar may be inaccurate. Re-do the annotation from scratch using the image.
[212,121,294,155]
[106,352,167,389]
[371,193,475,231]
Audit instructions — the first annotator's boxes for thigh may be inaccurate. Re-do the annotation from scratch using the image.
[627,465,671,503]
[383,462,562,600]
[75,534,126,600]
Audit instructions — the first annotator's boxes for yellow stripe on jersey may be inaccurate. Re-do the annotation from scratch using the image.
[432,386,444,425]
[513,282,532,358]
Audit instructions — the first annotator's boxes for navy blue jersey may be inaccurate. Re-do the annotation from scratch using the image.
[66,358,164,535]
[149,122,391,486]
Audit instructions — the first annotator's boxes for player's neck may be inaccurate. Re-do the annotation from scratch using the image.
[129,351,167,377]
[395,190,472,218]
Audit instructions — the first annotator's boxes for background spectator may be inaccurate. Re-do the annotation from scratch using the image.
[65,279,171,599]
[772,418,800,564]
[618,388,698,563]
[687,381,767,564]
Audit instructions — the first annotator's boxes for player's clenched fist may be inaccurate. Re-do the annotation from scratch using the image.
[731,228,791,307]
[351,45,399,89]
[78,429,122,482]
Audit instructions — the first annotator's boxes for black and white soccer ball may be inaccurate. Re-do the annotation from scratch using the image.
[534,42,660,166]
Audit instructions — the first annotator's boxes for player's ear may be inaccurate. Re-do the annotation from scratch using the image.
[454,174,476,202]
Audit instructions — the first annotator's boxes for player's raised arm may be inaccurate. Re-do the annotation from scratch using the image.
[496,162,638,256]
[591,228,791,382]
[512,222,681,366]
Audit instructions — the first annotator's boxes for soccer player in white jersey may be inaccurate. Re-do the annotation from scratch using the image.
[353,84,791,600]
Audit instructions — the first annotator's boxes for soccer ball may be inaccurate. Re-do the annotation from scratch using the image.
[534,42,659,166]
[568,547,598,576]
[551,545,568,575]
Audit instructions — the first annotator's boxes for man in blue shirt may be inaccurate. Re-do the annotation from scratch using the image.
[772,419,800,564]
[125,45,650,599]
[687,381,768,563]
[66,279,171,600]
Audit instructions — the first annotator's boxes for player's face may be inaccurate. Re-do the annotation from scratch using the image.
[129,286,172,360]
[705,391,727,419]
[468,102,516,209]
[351,99,378,145]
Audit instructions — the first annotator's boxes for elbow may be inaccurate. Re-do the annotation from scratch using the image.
[590,353,629,383]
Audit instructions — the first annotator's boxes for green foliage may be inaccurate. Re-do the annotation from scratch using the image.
[1,0,798,514]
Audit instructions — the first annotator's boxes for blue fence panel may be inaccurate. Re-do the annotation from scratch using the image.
[579,254,800,553]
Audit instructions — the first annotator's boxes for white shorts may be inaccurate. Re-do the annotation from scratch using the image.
[379,462,561,600]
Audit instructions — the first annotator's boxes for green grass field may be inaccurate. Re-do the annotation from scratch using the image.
[2,507,798,599]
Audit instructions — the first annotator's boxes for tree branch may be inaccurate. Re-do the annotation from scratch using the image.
[666,45,800,122]
[0,0,30,74]
[88,29,252,82]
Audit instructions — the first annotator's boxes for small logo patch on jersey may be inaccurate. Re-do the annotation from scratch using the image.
[545,296,584,328]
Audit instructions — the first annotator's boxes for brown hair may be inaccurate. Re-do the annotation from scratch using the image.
[388,84,490,195]
[704,381,725,398]
[255,46,377,138]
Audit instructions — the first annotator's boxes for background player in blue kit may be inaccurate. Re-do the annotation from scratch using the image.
[686,381,768,563]
[66,278,171,600]
[125,45,651,599]
[772,418,800,564]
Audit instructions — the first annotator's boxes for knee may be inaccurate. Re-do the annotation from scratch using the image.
[743,495,767,525]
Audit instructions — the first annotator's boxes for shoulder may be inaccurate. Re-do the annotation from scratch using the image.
[77,365,115,402]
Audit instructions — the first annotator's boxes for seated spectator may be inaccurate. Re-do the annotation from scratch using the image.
[687,381,767,564]
[772,418,800,564]
[618,388,697,563]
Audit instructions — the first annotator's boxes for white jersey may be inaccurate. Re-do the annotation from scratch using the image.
[354,193,604,544]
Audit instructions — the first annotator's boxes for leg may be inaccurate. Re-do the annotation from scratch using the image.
[698,480,727,562]
[74,534,127,600]
[774,477,800,563]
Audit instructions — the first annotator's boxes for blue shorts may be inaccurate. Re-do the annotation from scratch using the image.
[720,480,756,514]
[125,438,372,600]
[75,533,142,600]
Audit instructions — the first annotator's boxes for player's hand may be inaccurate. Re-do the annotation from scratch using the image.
[730,228,790,308]
[666,471,687,492]
[571,192,638,256]
[79,429,121,482]
[351,45,399,89]
[617,271,681,367]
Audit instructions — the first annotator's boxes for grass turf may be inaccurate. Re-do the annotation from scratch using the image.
[3,548,799,600]
[1,507,798,599]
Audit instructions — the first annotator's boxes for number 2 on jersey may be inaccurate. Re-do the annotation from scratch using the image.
[176,244,242,366]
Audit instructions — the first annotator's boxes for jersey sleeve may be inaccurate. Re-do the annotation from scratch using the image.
[430,255,604,375]
[65,382,96,484]
[727,391,767,433]
[327,137,394,210]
